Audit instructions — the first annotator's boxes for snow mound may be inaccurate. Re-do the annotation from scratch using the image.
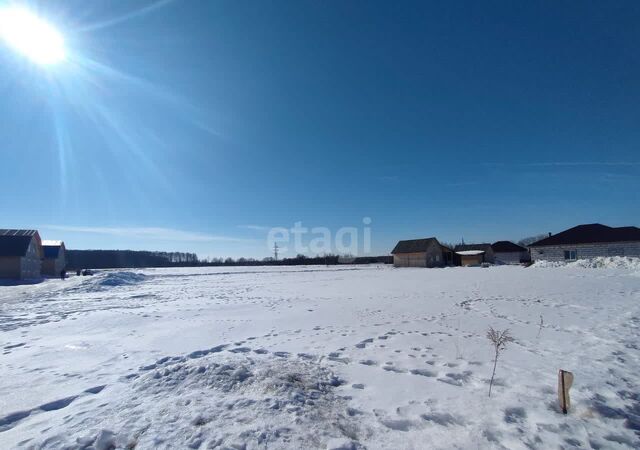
[97,271,148,287]
[37,352,364,449]
[67,271,150,293]
[532,256,640,270]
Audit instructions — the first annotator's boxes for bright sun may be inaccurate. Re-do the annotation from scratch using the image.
[0,6,66,65]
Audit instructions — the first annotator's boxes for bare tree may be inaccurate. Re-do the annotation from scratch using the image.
[486,327,514,397]
[537,315,544,338]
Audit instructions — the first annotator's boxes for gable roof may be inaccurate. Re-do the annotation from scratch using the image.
[529,224,640,247]
[42,240,63,246]
[454,243,493,253]
[391,237,439,254]
[43,246,60,259]
[0,229,40,257]
[492,241,527,253]
[42,240,64,259]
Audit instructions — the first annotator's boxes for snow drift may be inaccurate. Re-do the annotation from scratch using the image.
[532,256,640,270]
[32,352,363,450]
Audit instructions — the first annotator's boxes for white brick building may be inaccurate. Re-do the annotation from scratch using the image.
[529,224,640,262]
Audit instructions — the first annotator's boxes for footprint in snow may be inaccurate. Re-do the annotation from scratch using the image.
[437,371,473,386]
[229,347,251,353]
[383,366,407,374]
[359,359,377,366]
[421,412,464,426]
[503,407,527,424]
[410,369,437,377]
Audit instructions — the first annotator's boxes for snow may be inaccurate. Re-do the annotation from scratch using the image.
[1,263,639,449]
[41,240,63,246]
[455,250,485,256]
[532,256,640,270]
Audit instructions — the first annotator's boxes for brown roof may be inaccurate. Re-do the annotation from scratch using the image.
[0,229,40,257]
[492,241,527,253]
[454,243,493,253]
[529,224,640,247]
[391,238,440,254]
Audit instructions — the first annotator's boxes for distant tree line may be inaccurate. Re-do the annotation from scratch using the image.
[67,250,199,269]
[67,250,392,270]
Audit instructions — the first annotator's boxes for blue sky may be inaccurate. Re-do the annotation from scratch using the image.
[1,0,639,258]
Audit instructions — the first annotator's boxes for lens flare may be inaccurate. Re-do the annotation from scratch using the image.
[0,6,65,65]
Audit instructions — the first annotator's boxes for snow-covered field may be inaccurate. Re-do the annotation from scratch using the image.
[1,263,639,449]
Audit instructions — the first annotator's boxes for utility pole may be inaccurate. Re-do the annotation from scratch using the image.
[273,242,279,261]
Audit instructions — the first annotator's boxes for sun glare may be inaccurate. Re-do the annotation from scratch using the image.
[0,6,66,65]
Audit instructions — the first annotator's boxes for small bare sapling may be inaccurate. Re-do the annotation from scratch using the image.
[537,314,544,338]
[486,327,514,397]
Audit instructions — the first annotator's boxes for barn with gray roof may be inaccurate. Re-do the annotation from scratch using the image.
[492,241,529,264]
[42,240,67,277]
[0,229,43,279]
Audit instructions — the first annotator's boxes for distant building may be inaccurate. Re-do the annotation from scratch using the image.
[391,238,453,267]
[529,224,640,262]
[0,229,43,279]
[492,241,529,264]
[42,240,66,276]
[454,244,495,265]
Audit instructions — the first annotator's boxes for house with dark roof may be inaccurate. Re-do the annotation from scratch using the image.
[529,224,640,262]
[0,229,43,279]
[492,241,530,265]
[391,238,453,267]
[42,240,67,277]
[454,243,495,266]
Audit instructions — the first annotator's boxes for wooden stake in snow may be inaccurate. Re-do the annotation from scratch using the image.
[558,369,574,414]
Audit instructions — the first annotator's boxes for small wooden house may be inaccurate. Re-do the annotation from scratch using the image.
[42,240,66,276]
[0,229,43,279]
[391,238,453,267]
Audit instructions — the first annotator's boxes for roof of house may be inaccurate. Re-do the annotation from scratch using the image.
[454,243,493,253]
[42,240,64,259]
[391,237,440,254]
[492,241,527,253]
[42,240,63,246]
[529,224,640,247]
[456,250,485,256]
[439,243,453,252]
[0,229,40,257]
[43,246,59,259]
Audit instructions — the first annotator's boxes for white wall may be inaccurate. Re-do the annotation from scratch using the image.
[20,239,42,279]
[494,252,521,265]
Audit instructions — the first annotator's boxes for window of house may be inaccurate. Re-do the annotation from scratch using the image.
[564,250,577,260]
[435,255,440,262]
